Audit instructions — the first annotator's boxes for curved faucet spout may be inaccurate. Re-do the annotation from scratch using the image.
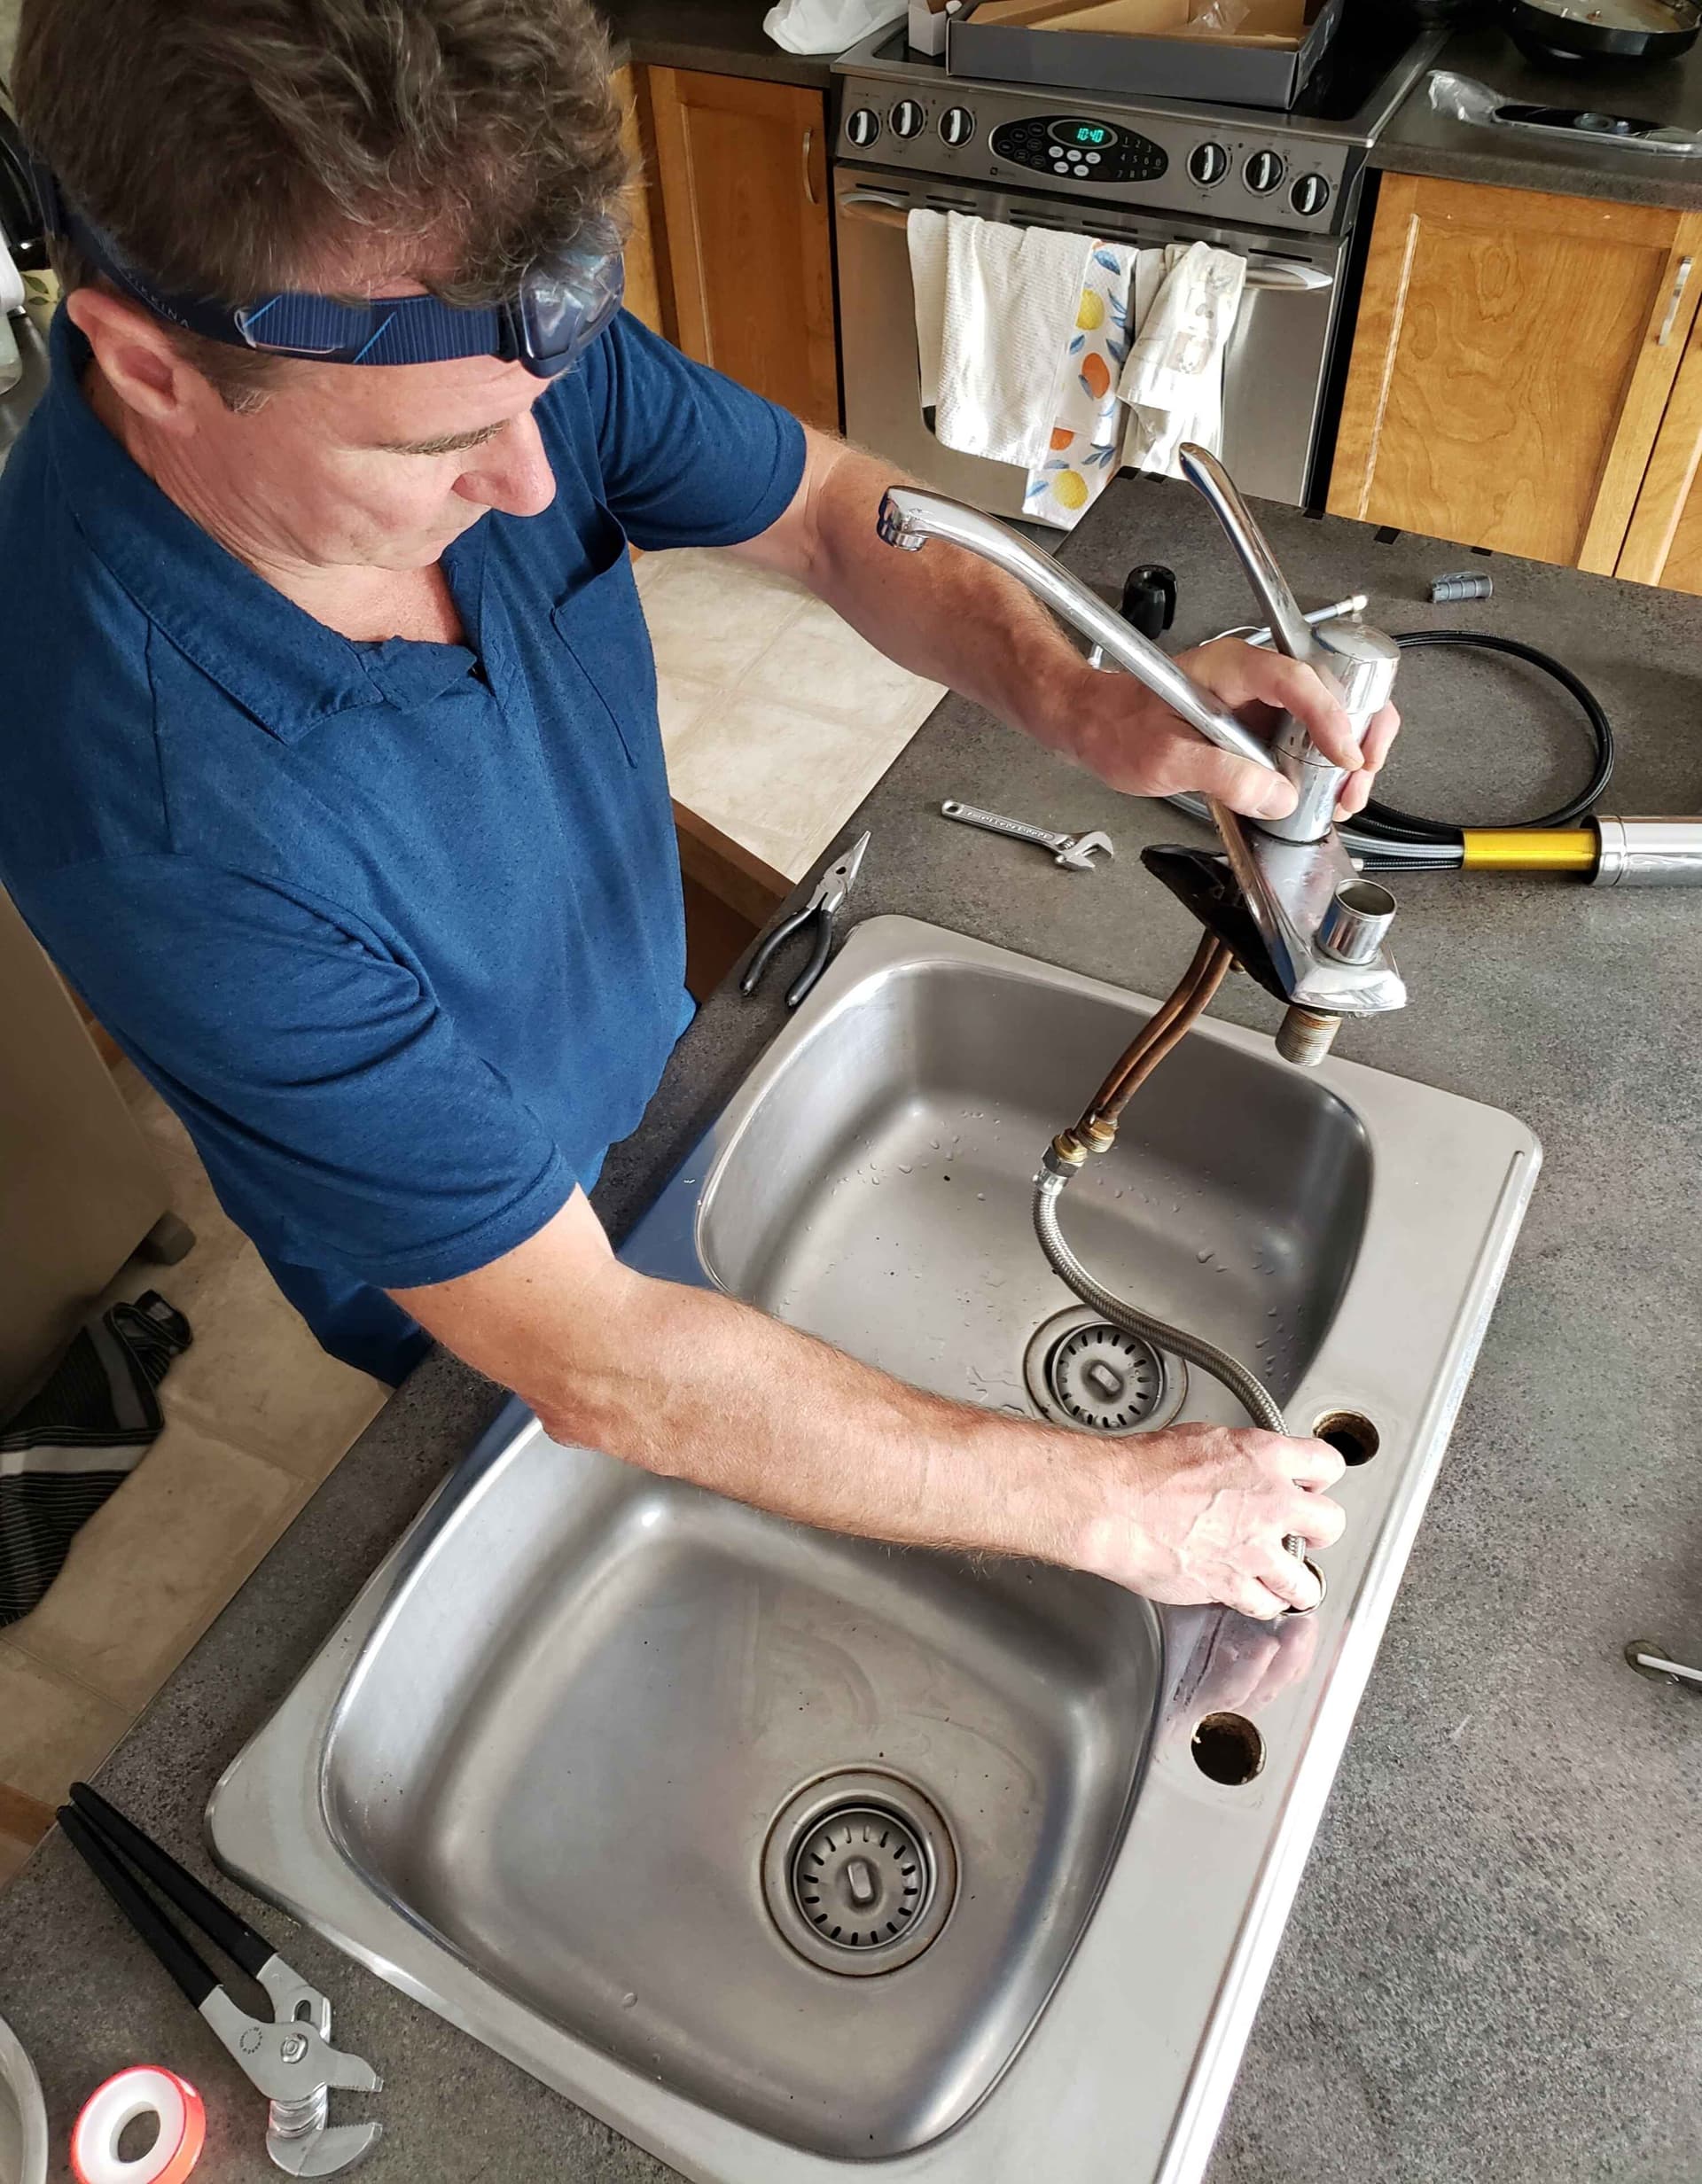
[874,488,1277,780]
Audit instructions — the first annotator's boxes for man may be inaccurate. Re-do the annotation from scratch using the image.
[0,0,1397,1619]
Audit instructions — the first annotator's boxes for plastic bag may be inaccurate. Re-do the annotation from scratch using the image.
[764,0,905,54]
[1426,71,1517,126]
[1188,0,1250,27]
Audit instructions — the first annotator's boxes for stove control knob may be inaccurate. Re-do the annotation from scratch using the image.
[892,99,925,139]
[1291,171,1331,217]
[1244,146,1285,195]
[1188,141,1230,188]
[940,105,976,148]
[847,106,880,149]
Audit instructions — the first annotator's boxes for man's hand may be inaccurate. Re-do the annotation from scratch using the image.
[1060,637,1401,823]
[394,1192,1347,1623]
[1084,1423,1347,1618]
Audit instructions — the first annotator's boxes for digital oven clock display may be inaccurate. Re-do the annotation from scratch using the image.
[1050,120,1114,147]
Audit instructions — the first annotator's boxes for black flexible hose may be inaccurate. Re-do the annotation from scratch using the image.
[1355,629,1615,866]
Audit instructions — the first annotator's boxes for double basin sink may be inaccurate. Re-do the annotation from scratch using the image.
[209,916,1539,2183]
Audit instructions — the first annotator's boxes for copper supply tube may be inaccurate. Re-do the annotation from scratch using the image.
[1058,935,1234,1159]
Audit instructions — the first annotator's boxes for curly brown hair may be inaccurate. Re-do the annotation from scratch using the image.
[12,0,629,406]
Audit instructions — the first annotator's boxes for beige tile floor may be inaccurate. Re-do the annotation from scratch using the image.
[0,1064,384,1894]
[637,549,944,885]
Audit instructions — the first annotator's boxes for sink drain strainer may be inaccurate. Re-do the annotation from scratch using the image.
[761,1771,956,1976]
[1023,1306,1187,1435]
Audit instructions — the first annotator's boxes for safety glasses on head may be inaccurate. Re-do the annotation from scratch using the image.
[32,163,625,378]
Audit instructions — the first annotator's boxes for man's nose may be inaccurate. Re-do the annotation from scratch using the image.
[459,413,556,518]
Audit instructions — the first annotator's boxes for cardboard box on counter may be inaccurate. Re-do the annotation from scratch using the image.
[945,0,1341,108]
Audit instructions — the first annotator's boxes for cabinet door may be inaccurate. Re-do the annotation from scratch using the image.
[613,65,673,339]
[1616,319,1702,593]
[1329,174,1702,572]
[647,66,839,433]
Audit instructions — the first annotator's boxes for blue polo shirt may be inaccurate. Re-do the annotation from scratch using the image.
[0,309,806,1382]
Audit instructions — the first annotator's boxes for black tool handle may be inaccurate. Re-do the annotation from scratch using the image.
[785,912,834,1009]
[739,905,811,998]
[1120,563,1177,640]
[70,1781,274,1978]
[59,1805,219,2008]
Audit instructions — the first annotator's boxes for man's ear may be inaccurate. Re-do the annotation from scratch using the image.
[65,285,210,433]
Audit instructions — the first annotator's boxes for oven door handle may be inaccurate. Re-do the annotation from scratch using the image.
[839,191,911,215]
[1245,255,1335,293]
[837,194,1335,293]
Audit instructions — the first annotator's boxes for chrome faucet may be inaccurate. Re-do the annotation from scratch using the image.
[876,446,1405,1064]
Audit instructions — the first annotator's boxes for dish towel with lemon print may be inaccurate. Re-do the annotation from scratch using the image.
[1023,240,1149,529]
[1028,242,1247,527]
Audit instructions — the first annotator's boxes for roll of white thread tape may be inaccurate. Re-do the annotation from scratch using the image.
[70,2068,205,2184]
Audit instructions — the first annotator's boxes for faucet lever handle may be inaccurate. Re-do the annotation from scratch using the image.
[1177,442,1399,844]
[1177,445,1319,668]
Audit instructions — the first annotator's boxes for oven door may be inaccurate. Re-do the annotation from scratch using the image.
[833,163,1347,516]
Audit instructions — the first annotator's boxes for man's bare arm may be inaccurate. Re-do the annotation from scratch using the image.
[393,1190,1344,1620]
[734,430,1400,820]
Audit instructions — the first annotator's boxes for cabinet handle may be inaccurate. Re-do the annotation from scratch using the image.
[802,125,817,207]
[1659,256,1694,347]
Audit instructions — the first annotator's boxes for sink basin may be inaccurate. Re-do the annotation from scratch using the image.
[318,1461,1159,2156]
[210,916,1539,2184]
[691,940,1370,1421]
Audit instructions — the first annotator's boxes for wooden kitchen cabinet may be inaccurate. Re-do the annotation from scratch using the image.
[646,66,839,433]
[613,64,673,340]
[1615,317,1702,594]
[1329,173,1702,573]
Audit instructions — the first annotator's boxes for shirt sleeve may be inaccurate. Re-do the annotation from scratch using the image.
[31,857,574,1291]
[576,310,808,550]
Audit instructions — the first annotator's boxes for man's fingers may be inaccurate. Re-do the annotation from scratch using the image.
[1335,701,1402,817]
[1225,1575,1291,1622]
[1188,741,1298,822]
[1285,1488,1347,1550]
[1259,1548,1324,1615]
[1362,700,1401,772]
[1213,645,1363,772]
[1284,1436,1347,1492]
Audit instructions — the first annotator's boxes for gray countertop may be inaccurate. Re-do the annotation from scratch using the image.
[4,480,1702,2182]
[599,0,834,93]
[1373,20,1702,208]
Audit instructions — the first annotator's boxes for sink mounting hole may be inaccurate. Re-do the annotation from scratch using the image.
[1312,1410,1380,1465]
[1191,1712,1265,1787]
[762,1770,958,1976]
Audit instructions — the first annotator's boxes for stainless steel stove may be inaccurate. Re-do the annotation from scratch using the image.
[831,12,1442,511]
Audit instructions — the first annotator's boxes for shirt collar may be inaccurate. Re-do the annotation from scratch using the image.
[43,309,480,744]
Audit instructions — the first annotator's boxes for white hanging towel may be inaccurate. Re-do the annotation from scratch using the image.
[1116,241,1246,479]
[908,208,949,412]
[907,209,1095,472]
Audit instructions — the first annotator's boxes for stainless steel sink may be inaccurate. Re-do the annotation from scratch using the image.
[209,916,1540,2184]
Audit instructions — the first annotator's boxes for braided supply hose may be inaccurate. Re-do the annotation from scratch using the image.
[1034,939,1309,1578]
